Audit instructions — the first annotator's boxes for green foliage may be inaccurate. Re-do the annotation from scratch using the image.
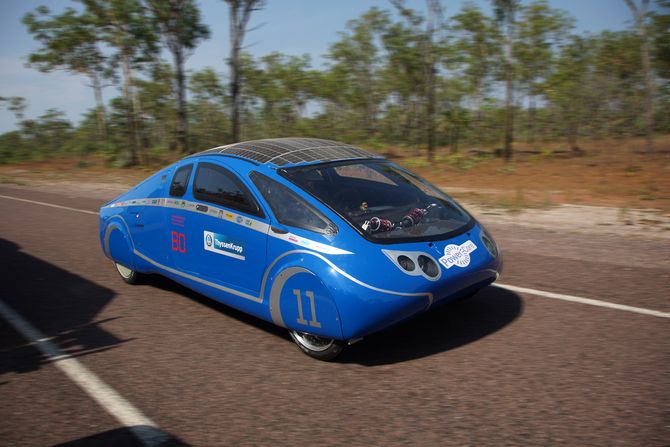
[22,6,110,78]
[651,0,670,78]
[4,0,669,165]
[147,0,210,152]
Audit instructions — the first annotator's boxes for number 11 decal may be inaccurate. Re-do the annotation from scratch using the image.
[293,289,321,328]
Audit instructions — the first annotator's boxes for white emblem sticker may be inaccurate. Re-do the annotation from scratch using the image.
[203,230,246,260]
[438,240,477,269]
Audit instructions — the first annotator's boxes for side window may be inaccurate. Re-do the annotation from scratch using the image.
[250,172,337,235]
[169,164,193,197]
[193,162,263,217]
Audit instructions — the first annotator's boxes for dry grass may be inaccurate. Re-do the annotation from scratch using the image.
[408,135,670,212]
[1,135,669,211]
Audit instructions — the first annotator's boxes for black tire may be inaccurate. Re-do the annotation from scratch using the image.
[114,262,142,285]
[289,330,346,361]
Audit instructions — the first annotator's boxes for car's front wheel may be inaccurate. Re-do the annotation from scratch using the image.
[289,330,346,361]
[114,262,142,284]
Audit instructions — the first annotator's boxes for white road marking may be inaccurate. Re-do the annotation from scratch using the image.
[495,283,670,319]
[2,193,668,319]
[0,300,168,446]
[0,194,99,215]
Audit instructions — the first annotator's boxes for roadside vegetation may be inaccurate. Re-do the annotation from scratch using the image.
[0,0,668,214]
[0,0,668,166]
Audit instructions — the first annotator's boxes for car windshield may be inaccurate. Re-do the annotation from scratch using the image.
[281,160,472,241]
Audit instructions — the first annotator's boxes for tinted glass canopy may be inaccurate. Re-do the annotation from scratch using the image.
[282,160,472,242]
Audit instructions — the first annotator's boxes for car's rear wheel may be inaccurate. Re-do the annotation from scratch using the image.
[114,262,142,284]
[289,330,346,361]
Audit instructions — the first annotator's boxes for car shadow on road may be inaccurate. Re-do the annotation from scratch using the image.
[340,286,523,366]
[0,238,131,377]
[144,274,289,339]
[52,425,190,447]
[145,272,522,366]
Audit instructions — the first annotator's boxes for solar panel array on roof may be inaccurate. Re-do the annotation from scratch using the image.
[201,138,382,166]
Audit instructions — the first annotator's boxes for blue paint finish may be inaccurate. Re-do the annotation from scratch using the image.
[99,140,503,345]
[276,271,343,339]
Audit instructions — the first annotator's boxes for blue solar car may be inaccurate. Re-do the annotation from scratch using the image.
[100,138,502,360]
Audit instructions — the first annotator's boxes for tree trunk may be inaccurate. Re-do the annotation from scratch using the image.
[120,54,138,166]
[528,94,536,145]
[474,87,483,146]
[229,3,242,143]
[174,46,189,152]
[625,0,654,153]
[425,64,436,161]
[502,7,516,162]
[504,61,514,161]
[453,122,460,153]
[639,8,654,153]
[91,72,107,142]
[568,120,578,152]
[424,0,441,162]
[230,55,241,142]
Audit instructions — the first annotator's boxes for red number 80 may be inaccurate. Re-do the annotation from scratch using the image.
[171,231,186,253]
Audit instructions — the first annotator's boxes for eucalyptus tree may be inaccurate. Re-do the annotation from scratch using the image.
[451,3,499,143]
[651,0,670,131]
[0,97,28,122]
[624,0,655,152]
[147,0,210,153]
[492,0,520,161]
[247,52,317,136]
[390,0,446,161]
[224,0,265,142]
[325,8,390,142]
[381,18,425,145]
[135,63,177,149]
[651,0,670,79]
[516,0,572,143]
[23,6,111,141]
[80,0,159,165]
[590,30,644,138]
[545,35,593,152]
[189,68,228,148]
[20,109,73,154]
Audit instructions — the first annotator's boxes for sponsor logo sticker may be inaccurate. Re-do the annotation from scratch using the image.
[203,231,245,260]
[438,240,477,269]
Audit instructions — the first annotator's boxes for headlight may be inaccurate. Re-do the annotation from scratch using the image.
[397,255,416,272]
[417,255,439,278]
[480,228,498,258]
[382,249,441,281]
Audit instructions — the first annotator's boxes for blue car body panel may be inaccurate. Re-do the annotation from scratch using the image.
[100,138,502,341]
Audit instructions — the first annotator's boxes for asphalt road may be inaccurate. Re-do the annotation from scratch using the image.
[0,185,668,446]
